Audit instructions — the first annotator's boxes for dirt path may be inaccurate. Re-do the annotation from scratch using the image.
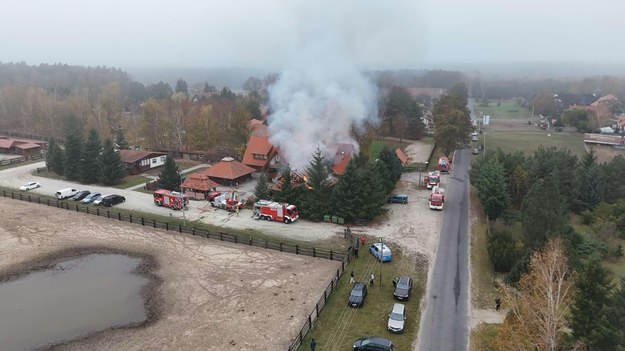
[0,198,340,351]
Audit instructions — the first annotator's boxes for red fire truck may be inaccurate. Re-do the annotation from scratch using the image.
[253,200,299,224]
[438,156,451,173]
[428,186,445,210]
[426,171,441,190]
[211,191,244,212]
[153,189,188,210]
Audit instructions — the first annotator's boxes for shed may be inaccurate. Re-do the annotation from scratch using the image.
[200,157,255,186]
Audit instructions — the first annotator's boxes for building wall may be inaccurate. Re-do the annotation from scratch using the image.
[148,155,166,169]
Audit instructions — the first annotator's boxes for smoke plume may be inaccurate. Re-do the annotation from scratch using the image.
[267,1,390,171]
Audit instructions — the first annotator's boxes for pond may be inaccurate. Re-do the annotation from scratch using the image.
[0,253,149,350]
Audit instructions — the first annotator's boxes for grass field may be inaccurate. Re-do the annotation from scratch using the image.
[481,132,587,158]
[475,100,531,119]
[299,245,426,351]
[470,324,498,351]
[369,139,410,161]
[112,174,152,189]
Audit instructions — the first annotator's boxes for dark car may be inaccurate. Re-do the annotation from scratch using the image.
[392,276,413,300]
[81,192,101,204]
[353,337,394,351]
[72,190,91,201]
[101,194,125,207]
[348,282,367,308]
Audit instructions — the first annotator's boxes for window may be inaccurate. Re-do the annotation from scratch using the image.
[161,156,165,162]
[152,158,157,164]
[253,154,267,160]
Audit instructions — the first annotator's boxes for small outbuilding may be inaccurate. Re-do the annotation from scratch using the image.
[181,173,220,200]
[119,150,167,175]
[201,157,256,186]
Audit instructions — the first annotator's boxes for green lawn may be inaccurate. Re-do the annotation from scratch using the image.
[481,132,587,158]
[475,100,531,119]
[112,174,152,189]
[299,245,426,351]
[369,140,410,161]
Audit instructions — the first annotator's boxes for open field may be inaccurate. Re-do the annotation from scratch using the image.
[113,174,152,189]
[587,144,625,164]
[299,246,427,351]
[369,139,411,161]
[0,198,340,350]
[474,100,531,119]
[481,131,587,158]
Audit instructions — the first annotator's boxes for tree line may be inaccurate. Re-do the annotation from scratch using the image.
[472,147,625,350]
[253,147,403,222]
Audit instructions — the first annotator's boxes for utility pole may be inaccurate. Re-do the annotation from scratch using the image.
[379,237,383,287]
[179,172,186,226]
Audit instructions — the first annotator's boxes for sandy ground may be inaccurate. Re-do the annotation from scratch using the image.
[405,142,435,164]
[0,198,340,351]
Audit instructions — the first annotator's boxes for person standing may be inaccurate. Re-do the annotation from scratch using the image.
[354,245,359,258]
[349,271,355,284]
[369,273,375,287]
[310,338,316,351]
[495,297,502,311]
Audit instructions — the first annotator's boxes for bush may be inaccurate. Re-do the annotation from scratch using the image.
[488,230,523,272]
[504,253,530,286]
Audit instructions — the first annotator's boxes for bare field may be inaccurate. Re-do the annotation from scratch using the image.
[0,198,340,351]
[587,144,625,164]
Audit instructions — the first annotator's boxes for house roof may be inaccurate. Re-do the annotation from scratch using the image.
[331,143,355,175]
[119,150,167,164]
[0,139,15,148]
[200,158,256,180]
[14,143,40,150]
[242,135,275,168]
[592,94,618,106]
[395,148,409,165]
[181,173,219,191]
[0,137,47,146]
[249,119,269,136]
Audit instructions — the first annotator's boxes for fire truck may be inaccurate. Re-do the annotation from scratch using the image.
[211,191,244,212]
[253,200,299,224]
[438,156,451,173]
[426,171,441,190]
[153,189,188,210]
[428,186,445,210]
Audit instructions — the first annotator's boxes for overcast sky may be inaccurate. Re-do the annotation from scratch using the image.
[0,0,623,71]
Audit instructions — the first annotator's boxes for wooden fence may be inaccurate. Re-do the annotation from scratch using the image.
[0,153,45,167]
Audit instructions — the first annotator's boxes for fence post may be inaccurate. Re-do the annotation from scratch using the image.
[280,243,283,252]
[220,232,223,241]
[37,197,40,204]
[330,250,333,260]
[86,207,89,215]
[56,200,59,208]
[28,195,31,202]
[107,211,110,218]
[141,217,144,226]
[166,222,169,231]
[249,237,252,245]
[265,240,268,249]
[129,214,132,223]
[96,208,99,216]
[192,227,195,236]
[308,315,312,330]
[2,190,5,197]
[11,192,14,199]
[313,248,316,258]
[324,289,327,303]
[296,245,299,255]
[19,193,22,201]
[153,219,156,228]
[234,235,237,244]
[118,213,121,221]
[76,204,79,212]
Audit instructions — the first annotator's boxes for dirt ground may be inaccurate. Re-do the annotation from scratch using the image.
[587,144,625,163]
[0,198,340,351]
[405,142,435,164]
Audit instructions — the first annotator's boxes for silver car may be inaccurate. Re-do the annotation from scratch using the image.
[387,303,406,333]
[92,194,112,206]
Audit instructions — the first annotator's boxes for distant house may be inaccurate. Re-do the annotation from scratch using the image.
[555,93,597,107]
[190,92,217,103]
[242,135,276,172]
[200,157,256,185]
[118,150,167,175]
[0,137,47,156]
[331,143,355,175]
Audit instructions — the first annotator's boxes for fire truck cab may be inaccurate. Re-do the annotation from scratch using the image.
[426,171,441,190]
[428,186,445,210]
[438,156,451,173]
[153,189,188,210]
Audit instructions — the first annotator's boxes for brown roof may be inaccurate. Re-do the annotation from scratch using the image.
[181,173,219,191]
[331,143,355,175]
[0,137,47,146]
[200,158,256,180]
[242,136,275,168]
[14,143,41,150]
[119,150,167,163]
[0,139,15,148]
[591,94,618,106]
[395,148,410,165]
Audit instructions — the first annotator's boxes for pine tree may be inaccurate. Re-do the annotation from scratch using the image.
[361,162,388,219]
[46,137,64,175]
[378,147,402,185]
[331,160,363,222]
[300,149,331,221]
[609,278,625,349]
[570,258,616,350]
[81,129,101,184]
[63,116,84,181]
[476,157,511,221]
[156,154,181,191]
[115,128,130,150]
[374,157,393,194]
[273,165,302,205]
[521,176,568,248]
[98,138,127,185]
[253,172,270,200]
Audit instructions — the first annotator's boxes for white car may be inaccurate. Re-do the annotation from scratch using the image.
[387,303,406,333]
[20,182,41,191]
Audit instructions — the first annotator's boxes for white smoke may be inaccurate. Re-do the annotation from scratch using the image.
[267,0,396,171]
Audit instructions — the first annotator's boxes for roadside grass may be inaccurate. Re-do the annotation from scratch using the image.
[299,245,426,351]
[112,175,152,189]
[470,324,499,351]
[31,169,66,181]
[481,132,587,158]
[427,146,445,171]
[369,139,410,161]
[474,100,531,119]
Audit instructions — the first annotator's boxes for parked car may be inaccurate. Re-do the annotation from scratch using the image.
[55,188,78,200]
[387,303,406,333]
[348,282,368,308]
[353,337,394,351]
[472,148,479,155]
[387,194,408,204]
[81,192,101,204]
[93,194,113,206]
[72,190,91,201]
[370,243,392,262]
[392,276,413,300]
[101,194,125,207]
[20,181,41,191]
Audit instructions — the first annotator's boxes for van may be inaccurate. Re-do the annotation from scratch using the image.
[387,194,408,204]
[55,188,78,200]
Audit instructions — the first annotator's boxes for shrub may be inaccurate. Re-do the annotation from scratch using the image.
[488,230,523,272]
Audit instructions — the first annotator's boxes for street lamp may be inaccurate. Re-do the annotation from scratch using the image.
[179,172,186,226]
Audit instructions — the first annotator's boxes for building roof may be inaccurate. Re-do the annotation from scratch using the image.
[331,143,355,175]
[200,157,256,180]
[249,119,269,136]
[119,150,167,164]
[395,148,410,165]
[242,135,275,168]
[555,93,597,106]
[592,94,618,106]
[14,143,41,150]
[0,139,15,148]
[181,173,220,191]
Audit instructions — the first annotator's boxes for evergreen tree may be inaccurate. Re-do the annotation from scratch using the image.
[378,147,402,185]
[579,165,604,212]
[253,172,270,200]
[570,258,616,350]
[476,157,511,221]
[331,160,363,222]
[602,155,625,204]
[608,278,625,349]
[374,157,394,194]
[46,137,64,175]
[80,129,101,184]
[63,116,84,180]
[300,149,332,221]
[361,162,388,219]
[115,128,130,150]
[273,165,302,205]
[156,154,181,191]
[98,138,127,185]
[521,176,568,248]
[174,78,188,96]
